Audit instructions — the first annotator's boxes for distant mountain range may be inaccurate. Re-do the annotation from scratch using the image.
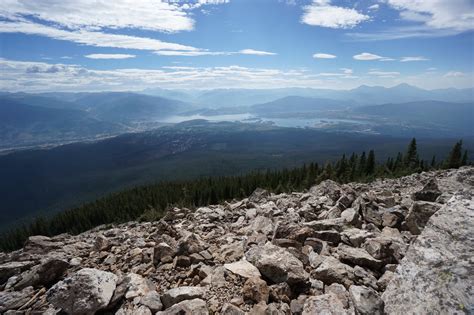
[143,83,474,108]
[1,84,473,150]
[0,93,195,150]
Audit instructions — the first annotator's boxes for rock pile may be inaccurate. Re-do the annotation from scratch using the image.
[1,167,473,314]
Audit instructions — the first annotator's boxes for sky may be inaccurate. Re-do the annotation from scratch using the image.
[0,0,473,92]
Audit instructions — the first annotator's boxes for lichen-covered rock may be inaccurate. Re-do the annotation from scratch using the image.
[245,242,309,286]
[382,194,474,314]
[405,201,441,235]
[46,268,117,315]
[349,285,383,315]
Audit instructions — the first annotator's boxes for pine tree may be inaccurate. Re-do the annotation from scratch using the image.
[404,138,419,170]
[431,155,436,168]
[461,150,468,166]
[359,152,367,176]
[366,150,376,175]
[445,140,463,169]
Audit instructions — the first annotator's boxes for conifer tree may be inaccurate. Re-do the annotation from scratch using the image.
[461,150,468,166]
[445,140,463,169]
[366,150,376,175]
[404,138,419,170]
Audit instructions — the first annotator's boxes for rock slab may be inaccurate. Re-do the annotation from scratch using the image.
[382,194,474,314]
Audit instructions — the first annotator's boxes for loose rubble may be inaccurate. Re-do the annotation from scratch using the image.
[0,167,473,314]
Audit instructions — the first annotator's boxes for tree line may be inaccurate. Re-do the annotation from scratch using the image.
[0,139,469,251]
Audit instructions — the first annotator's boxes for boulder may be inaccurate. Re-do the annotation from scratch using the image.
[245,242,309,286]
[0,286,34,313]
[177,233,206,256]
[242,277,269,304]
[0,261,35,285]
[47,268,117,315]
[382,195,474,314]
[269,282,292,303]
[341,208,359,225]
[412,178,442,202]
[302,292,352,315]
[161,286,206,309]
[340,228,374,247]
[24,236,63,253]
[337,244,383,270]
[312,256,355,288]
[140,291,163,312]
[224,260,261,279]
[156,298,208,315]
[349,285,383,315]
[249,188,270,203]
[406,201,441,235]
[124,273,154,299]
[14,257,69,290]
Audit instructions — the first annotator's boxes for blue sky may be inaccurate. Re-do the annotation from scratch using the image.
[0,0,473,92]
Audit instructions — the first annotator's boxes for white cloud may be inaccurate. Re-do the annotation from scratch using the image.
[85,54,136,59]
[239,49,277,56]
[385,0,474,32]
[368,70,400,76]
[301,0,369,29]
[1,58,471,91]
[353,52,385,60]
[348,0,474,40]
[400,56,429,62]
[154,50,227,56]
[444,71,465,77]
[313,53,337,59]
[0,21,198,52]
[368,4,379,11]
[340,68,353,74]
[154,49,277,56]
[0,0,228,33]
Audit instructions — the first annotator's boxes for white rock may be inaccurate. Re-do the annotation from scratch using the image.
[47,268,117,315]
[224,260,261,279]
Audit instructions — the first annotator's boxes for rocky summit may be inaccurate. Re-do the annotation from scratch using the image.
[0,167,473,315]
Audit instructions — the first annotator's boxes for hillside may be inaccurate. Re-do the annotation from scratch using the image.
[0,167,472,314]
[0,120,468,232]
[0,98,127,150]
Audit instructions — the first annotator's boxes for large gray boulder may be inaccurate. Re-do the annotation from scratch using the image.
[161,286,206,309]
[14,257,69,290]
[336,244,383,270]
[382,194,474,314]
[405,201,441,235]
[312,256,355,288]
[245,242,309,286]
[224,260,261,279]
[47,268,118,315]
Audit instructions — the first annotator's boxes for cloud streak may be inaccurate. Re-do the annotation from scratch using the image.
[1,58,471,92]
[85,54,136,59]
[313,53,337,59]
